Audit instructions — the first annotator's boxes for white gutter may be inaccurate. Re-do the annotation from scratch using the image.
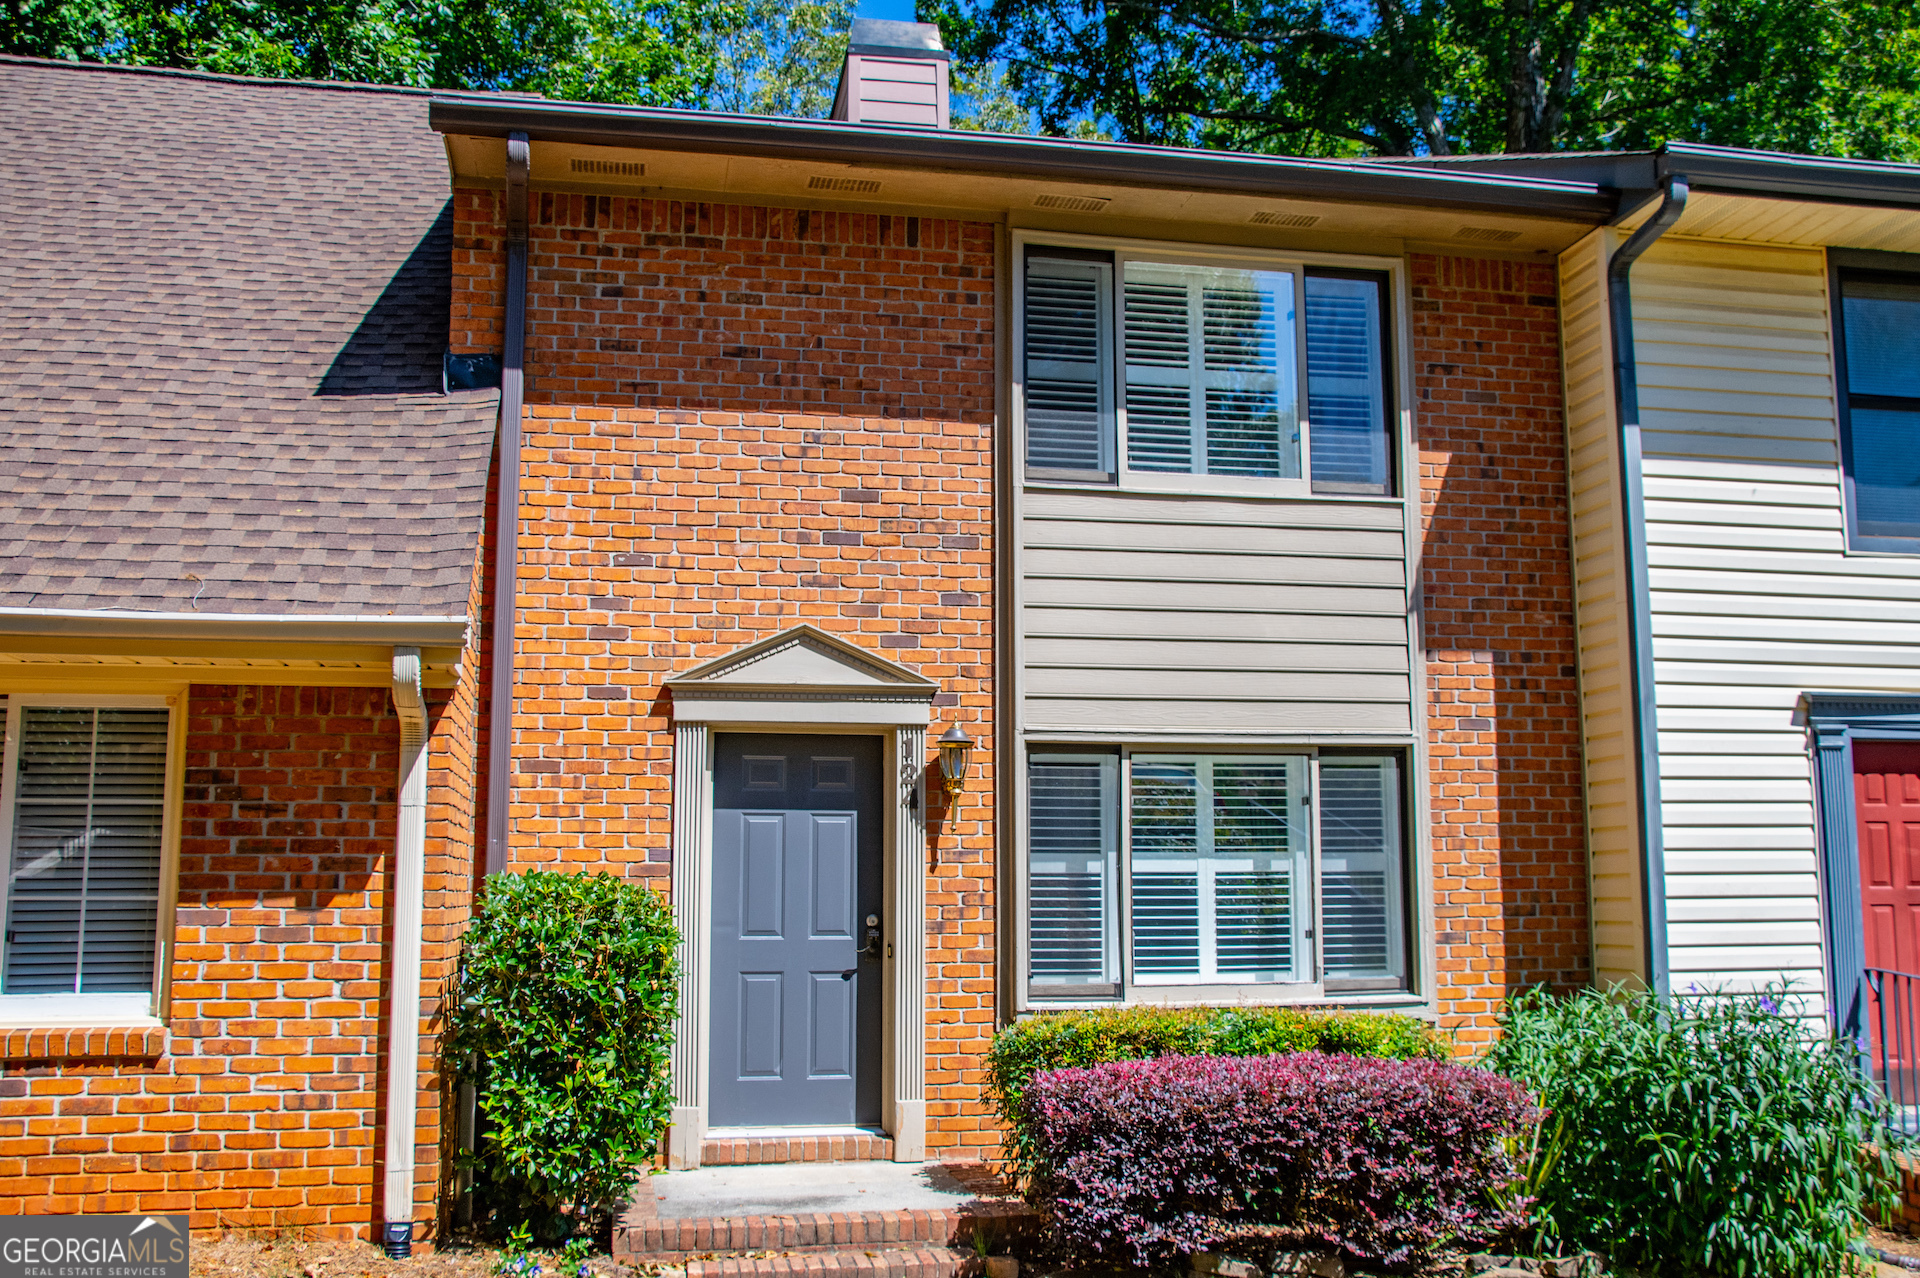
[0,607,468,647]
[384,646,429,1257]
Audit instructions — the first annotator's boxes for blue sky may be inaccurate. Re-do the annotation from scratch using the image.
[854,0,919,21]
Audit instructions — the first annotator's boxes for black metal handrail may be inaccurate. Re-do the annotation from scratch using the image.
[1864,966,1920,1129]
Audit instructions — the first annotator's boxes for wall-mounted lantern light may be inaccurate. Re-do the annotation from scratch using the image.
[937,723,974,798]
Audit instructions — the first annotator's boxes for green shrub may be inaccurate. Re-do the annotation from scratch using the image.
[986,1005,1446,1184]
[448,869,679,1239]
[1483,986,1901,1277]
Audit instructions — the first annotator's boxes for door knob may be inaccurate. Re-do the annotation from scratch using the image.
[860,913,883,960]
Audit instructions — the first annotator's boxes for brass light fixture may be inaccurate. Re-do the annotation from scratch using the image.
[937,723,974,798]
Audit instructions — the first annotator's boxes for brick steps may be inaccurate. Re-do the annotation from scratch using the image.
[621,1207,968,1258]
[681,1247,983,1278]
[701,1131,895,1165]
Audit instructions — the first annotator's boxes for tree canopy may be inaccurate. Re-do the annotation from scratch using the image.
[2,0,1021,127]
[924,0,1920,157]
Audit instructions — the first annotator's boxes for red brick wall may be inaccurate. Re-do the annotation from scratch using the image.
[1411,254,1590,1047]
[454,191,1000,1155]
[0,682,475,1238]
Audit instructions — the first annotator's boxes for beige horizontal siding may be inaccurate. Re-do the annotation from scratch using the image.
[1558,228,1647,988]
[1019,488,1411,736]
[1633,236,1920,1013]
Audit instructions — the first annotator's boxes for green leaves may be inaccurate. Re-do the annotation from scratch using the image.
[928,0,1920,157]
[446,869,679,1239]
[985,1003,1447,1188]
[1482,987,1904,1276]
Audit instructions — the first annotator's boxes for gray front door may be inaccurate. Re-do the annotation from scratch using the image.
[711,733,883,1127]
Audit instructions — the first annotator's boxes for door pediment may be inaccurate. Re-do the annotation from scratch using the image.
[666,625,937,725]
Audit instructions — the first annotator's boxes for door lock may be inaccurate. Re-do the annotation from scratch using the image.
[860,913,883,960]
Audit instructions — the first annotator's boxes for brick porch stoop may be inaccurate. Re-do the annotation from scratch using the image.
[701,1132,896,1165]
[615,1163,1039,1278]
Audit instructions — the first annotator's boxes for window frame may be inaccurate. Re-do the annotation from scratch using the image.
[1014,231,1406,501]
[1831,251,1920,555]
[0,693,182,1028]
[1019,743,1416,1008]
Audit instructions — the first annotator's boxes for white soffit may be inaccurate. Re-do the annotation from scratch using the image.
[1617,190,1920,253]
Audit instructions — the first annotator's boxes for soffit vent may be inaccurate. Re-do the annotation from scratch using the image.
[1033,193,1111,213]
[1250,211,1320,228]
[571,158,645,177]
[809,175,883,193]
[1456,225,1523,243]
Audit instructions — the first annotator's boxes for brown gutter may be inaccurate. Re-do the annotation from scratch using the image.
[485,132,529,878]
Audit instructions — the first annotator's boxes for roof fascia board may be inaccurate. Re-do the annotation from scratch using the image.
[428,98,1614,219]
[1657,144,1920,210]
[0,609,469,647]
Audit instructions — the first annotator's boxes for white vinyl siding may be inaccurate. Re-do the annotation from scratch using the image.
[1557,230,1650,987]
[0,704,169,1007]
[1020,490,1411,735]
[1561,232,1920,1007]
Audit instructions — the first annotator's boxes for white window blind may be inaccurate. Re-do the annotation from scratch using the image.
[1027,755,1118,986]
[1122,263,1300,480]
[1318,757,1404,982]
[1305,275,1390,494]
[1024,257,1114,474]
[4,707,168,996]
[1129,756,1308,984]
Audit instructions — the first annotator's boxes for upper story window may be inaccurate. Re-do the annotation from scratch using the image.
[1021,243,1395,496]
[1835,268,1920,552]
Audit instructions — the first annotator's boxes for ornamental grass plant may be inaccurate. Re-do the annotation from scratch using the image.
[1483,986,1902,1278]
[447,870,679,1241]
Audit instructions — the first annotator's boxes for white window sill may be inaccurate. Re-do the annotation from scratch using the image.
[0,992,159,1028]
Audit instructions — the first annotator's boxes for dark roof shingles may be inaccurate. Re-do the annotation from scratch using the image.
[0,59,497,617]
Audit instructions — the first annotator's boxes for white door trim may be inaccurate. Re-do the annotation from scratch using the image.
[665,629,934,1168]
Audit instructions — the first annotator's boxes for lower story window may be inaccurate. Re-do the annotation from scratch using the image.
[1025,749,1407,998]
[0,699,171,1017]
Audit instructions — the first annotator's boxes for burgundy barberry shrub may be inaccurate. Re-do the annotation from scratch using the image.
[1024,1052,1541,1272]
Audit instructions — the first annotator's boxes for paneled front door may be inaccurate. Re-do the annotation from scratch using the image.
[1858,741,1920,1089]
[710,733,883,1127]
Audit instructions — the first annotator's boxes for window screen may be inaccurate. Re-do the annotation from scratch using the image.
[4,707,168,996]
[1318,757,1405,986]
[1123,264,1300,479]
[1838,275,1920,548]
[1024,257,1114,475]
[1129,755,1308,984]
[1305,274,1391,495]
[1027,754,1118,987]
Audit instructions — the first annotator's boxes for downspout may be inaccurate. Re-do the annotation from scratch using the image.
[1605,175,1688,997]
[486,132,531,877]
[384,646,429,1257]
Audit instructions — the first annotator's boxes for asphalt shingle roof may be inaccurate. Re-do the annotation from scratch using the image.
[0,56,498,617]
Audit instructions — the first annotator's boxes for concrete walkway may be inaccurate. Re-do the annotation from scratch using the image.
[649,1161,1016,1220]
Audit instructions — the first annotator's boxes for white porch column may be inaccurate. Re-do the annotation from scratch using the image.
[890,725,927,1161]
[668,720,711,1169]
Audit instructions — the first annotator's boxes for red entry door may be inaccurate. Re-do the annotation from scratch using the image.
[1858,742,1920,978]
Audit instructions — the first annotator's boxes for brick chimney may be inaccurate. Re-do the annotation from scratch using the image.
[830,19,951,129]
